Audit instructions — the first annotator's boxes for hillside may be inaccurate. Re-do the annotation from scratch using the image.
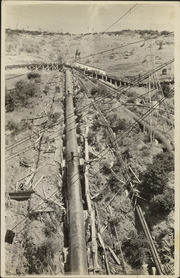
[4,29,175,276]
[5,29,174,77]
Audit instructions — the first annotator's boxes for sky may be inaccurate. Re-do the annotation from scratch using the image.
[4,1,175,34]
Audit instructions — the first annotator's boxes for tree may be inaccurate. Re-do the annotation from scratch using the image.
[149,188,174,215]
[139,152,174,199]
[158,41,163,50]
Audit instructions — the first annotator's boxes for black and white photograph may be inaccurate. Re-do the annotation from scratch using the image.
[1,1,179,277]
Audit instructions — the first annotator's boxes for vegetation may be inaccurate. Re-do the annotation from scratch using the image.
[6,120,32,135]
[122,231,148,268]
[138,152,174,200]
[149,188,174,214]
[48,112,61,123]
[6,80,38,112]
[27,72,41,80]
[107,113,130,133]
[161,83,172,98]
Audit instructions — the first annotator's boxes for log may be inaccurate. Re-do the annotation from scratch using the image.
[108,246,121,265]
[25,172,35,187]
[129,166,141,182]
[32,175,44,190]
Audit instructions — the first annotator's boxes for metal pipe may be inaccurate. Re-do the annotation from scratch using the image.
[65,69,88,275]
[136,204,163,275]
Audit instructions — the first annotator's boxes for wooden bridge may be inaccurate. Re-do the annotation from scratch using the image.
[6,62,63,71]
[5,62,174,89]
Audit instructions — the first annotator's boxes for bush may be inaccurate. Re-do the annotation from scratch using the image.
[108,113,128,133]
[126,90,137,98]
[108,174,119,192]
[122,231,147,268]
[15,80,38,98]
[5,80,38,112]
[90,87,100,96]
[139,152,174,199]
[48,112,60,123]
[6,120,32,136]
[88,131,96,145]
[43,85,50,95]
[149,188,174,214]
[6,120,20,135]
[158,41,163,50]
[160,30,171,36]
[5,90,15,112]
[100,161,112,175]
[161,83,172,98]
[27,72,41,80]
[20,42,40,54]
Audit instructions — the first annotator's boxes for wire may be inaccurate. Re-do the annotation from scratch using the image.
[94,4,139,40]
[72,4,140,64]
[5,73,27,81]
[70,38,147,62]
[6,58,174,153]
[9,87,173,234]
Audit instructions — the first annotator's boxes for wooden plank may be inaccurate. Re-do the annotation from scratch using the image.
[31,175,44,190]
[108,246,121,265]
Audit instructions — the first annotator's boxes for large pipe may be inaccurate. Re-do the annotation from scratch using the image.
[65,69,88,275]
[136,205,163,275]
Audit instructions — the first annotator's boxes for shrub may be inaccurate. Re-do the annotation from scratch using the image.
[126,90,137,98]
[43,85,50,95]
[92,119,101,131]
[161,83,172,98]
[5,90,15,112]
[160,30,171,36]
[90,87,100,96]
[108,113,128,133]
[101,161,112,175]
[122,231,147,268]
[6,120,32,136]
[108,174,119,192]
[88,131,96,145]
[48,112,60,123]
[149,188,174,214]
[57,54,64,63]
[27,72,41,80]
[139,152,174,199]
[109,216,119,227]
[15,80,38,98]
[20,42,40,54]
[158,41,163,50]
[5,80,38,112]
[6,120,20,135]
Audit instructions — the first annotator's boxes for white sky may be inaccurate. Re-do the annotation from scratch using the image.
[4,1,175,34]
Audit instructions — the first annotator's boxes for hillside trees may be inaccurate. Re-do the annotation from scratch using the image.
[5,79,39,112]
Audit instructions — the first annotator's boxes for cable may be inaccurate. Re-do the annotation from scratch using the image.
[5,73,27,81]
[72,4,140,64]
[6,58,174,153]
[6,73,64,151]
[5,83,159,160]
[7,56,174,155]
[70,38,147,62]
[93,4,139,40]
[9,88,173,235]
